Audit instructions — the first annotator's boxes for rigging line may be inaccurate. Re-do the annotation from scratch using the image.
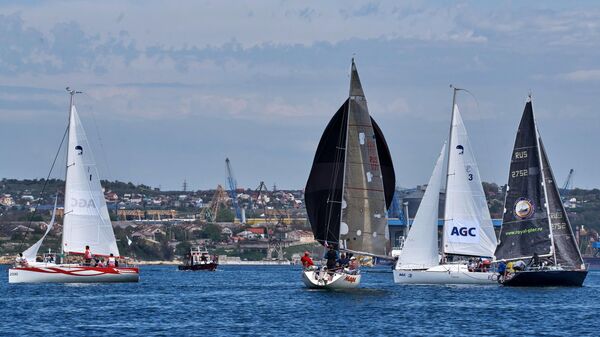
[17,125,69,252]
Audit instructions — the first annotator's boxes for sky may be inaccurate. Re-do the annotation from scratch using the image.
[1,1,599,191]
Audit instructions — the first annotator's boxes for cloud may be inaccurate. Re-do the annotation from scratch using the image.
[559,69,600,82]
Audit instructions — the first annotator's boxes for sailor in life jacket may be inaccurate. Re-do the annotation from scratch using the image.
[84,245,93,265]
[107,253,117,268]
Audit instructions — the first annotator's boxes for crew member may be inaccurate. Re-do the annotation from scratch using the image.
[84,245,93,266]
[301,251,314,269]
[324,246,338,271]
[15,253,28,267]
[347,256,359,274]
[107,253,117,267]
[497,261,507,281]
[337,253,350,267]
[513,260,526,271]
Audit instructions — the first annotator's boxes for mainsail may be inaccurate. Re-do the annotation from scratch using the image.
[495,101,552,261]
[398,144,446,269]
[62,97,119,257]
[443,104,497,257]
[305,59,395,257]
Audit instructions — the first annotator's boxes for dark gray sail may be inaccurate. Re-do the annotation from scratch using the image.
[539,139,584,268]
[340,60,390,256]
[305,100,349,246]
[495,101,552,260]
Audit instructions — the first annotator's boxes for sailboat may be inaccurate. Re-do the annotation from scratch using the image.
[494,96,587,286]
[302,59,395,289]
[8,89,139,283]
[394,87,498,284]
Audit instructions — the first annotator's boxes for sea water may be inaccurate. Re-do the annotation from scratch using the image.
[1,265,598,336]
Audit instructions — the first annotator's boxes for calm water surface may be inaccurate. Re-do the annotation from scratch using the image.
[1,265,598,336]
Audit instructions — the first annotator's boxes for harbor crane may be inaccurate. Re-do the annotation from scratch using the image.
[562,169,575,192]
[225,158,245,224]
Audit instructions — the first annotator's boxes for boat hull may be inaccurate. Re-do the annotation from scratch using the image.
[393,264,497,285]
[501,270,588,287]
[8,265,139,283]
[178,263,218,271]
[302,269,361,289]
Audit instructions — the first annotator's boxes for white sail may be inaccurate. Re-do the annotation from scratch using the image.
[397,143,446,269]
[22,195,58,262]
[62,103,119,257]
[443,104,497,257]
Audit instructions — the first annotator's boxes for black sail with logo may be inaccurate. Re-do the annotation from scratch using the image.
[539,139,584,268]
[495,101,552,260]
[305,100,349,246]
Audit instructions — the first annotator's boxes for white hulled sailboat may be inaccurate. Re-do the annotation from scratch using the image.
[394,87,498,285]
[9,89,139,283]
[303,59,396,289]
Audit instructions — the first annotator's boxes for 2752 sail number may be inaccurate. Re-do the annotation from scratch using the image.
[511,169,528,178]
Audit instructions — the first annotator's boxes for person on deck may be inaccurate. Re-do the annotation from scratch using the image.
[513,260,526,271]
[15,253,28,267]
[325,246,338,271]
[347,256,359,274]
[337,253,350,268]
[301,251,314,269]
[529,252,540,267]
[497,261,507,281]
[83,245,93,266]
[107,253,117,268]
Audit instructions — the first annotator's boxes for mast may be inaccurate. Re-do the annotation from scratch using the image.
[531,96,557,265]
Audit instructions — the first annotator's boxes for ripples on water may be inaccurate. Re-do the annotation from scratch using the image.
[1,265,599,336]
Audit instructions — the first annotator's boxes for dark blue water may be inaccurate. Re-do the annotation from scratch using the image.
[1,265,599,336]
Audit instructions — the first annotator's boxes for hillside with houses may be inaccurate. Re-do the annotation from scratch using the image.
[1,178,600,262]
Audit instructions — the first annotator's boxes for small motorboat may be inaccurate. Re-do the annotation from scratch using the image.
[178,246,218,271]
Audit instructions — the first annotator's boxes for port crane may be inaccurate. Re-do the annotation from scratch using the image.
[225,158,244,224]
[200,185,229,222]
[562,169,575,192]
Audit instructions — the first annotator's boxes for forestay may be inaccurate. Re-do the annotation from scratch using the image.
[443,105,497,257]
[62,104,119,257]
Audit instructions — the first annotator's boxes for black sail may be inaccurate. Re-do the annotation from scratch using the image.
[372,117,396,210]
[495,101,552,260]
[539,139,584,268]
[305,100,349,246]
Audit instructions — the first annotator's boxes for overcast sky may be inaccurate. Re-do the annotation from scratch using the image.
[1,1,599,191]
